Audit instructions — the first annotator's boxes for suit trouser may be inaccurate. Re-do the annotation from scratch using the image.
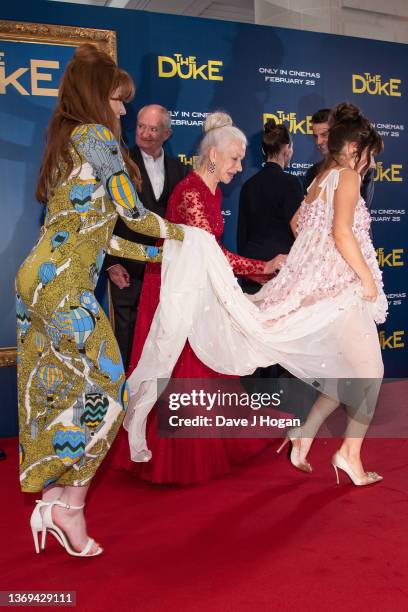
[110,277,143,371]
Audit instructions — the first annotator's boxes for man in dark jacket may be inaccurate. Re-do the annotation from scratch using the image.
[104,104,186,369]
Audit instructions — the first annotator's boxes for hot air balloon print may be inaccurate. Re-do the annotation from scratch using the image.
[95,249,105,274]
[92,124,116,145]
[69,183,94,216]
[82,393,109,430]
[80,291,100,318]
[67,305,95,352]
[35,332,46,356]
[52,425,85,465]
[16,294,31,341]
[50,230,69,252]
[36,365,64,402]
[89,249,106,286]
[97,340,123,382]
[89,263,98,286]
[19,444,24,466]
[44,323,61,350]
[51,306,95,352]
[119,380,129,411]
[146,246,160,258]
[44,477,58,488]
[38,262,57,287]
[107,172,139,218]
[31,418,39,439]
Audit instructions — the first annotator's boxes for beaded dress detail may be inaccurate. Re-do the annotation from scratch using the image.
[256,169,387,324]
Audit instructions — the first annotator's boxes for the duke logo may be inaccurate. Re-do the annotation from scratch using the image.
[376,248,404,267]
[178,154,198,167]
[263,111,312,135]
[352,73,401,97]
[0,52,60,96]
[158,54,223,81]
[379,330,405,349]
[374,162,403,182]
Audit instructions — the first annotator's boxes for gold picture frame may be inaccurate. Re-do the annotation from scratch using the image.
[0,348,18,368]
[0,20,117,367]
[0,20,117,60]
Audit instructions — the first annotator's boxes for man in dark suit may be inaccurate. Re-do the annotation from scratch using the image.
[304,108,375,208]
[104,104,186,369]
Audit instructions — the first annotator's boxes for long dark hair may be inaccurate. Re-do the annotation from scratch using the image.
[324,103,383,175]
[36,43,141,203]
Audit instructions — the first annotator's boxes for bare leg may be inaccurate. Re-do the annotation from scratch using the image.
[50,485,101,555]
[334,307,383,478]
[337,438,366,478]
[295,393,339,461]
[42,484,63,503]
[299,307,383,474]
[336,398,373,478]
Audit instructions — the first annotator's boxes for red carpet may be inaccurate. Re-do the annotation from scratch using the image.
[1,433,408,611]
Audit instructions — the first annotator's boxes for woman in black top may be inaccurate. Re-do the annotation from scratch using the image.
[237,119,305,393]
[237,119,303,293]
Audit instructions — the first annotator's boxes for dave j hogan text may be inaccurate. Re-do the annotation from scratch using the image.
[168,415,301,429]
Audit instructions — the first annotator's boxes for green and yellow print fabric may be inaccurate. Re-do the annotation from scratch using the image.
[15,123,181,492]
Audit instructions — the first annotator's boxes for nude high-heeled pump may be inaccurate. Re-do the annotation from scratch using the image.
[332,451,383,486]
[276,427,313,473]
[41,500,103,557]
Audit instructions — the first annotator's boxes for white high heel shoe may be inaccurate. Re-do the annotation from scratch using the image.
[332,451,383,486]
[30,500,64,553]
[30,500,49,554]
[42,500,103,557]
[276,427,313,473]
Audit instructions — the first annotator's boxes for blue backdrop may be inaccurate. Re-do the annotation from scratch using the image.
[0,0,406,435]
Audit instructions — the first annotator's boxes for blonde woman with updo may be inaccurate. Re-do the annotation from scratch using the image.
[114,112,286,484]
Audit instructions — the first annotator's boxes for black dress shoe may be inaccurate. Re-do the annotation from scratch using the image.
[0,448,6,460]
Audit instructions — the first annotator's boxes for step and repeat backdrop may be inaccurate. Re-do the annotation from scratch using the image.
[0,0,407,439]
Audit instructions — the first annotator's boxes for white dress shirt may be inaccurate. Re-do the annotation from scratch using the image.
[141,149,165,200]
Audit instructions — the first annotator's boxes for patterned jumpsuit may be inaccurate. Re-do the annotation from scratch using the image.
[15,124,183,492]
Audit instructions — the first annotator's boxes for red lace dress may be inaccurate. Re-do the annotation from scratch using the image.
[113,171,271,483]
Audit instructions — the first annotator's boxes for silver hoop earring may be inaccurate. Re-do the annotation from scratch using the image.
[208,160,216,174]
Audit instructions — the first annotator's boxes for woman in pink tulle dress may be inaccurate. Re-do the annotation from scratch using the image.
[114,112,286,484]
[258,103,386,484]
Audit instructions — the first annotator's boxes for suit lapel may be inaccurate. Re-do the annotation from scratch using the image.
[161,154,171,201]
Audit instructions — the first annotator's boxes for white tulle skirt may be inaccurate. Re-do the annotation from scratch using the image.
[125,226,385,462]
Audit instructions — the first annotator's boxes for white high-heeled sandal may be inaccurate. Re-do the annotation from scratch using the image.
[30,500,64,553]
[41,500,103,557]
